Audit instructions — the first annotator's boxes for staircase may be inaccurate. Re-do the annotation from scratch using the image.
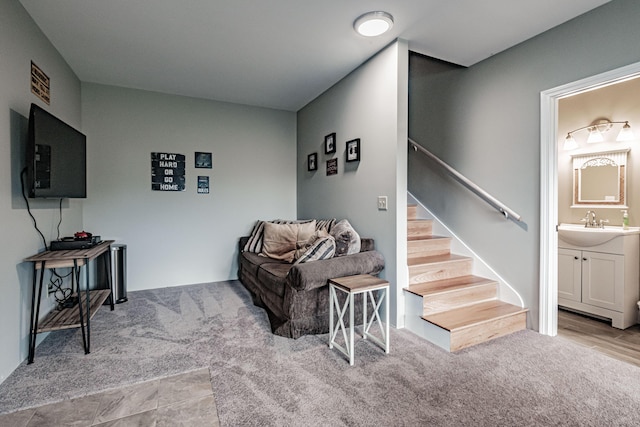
[404,205,527,352]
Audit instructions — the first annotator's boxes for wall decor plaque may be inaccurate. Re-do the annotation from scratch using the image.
[197,176,210,194]
[30,61,50,105]
[151,152,186,191]
[326,158,338,176]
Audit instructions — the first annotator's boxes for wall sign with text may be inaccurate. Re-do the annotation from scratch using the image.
[197,176,210,194]
[151,152,186,191]
[31,61,50,105]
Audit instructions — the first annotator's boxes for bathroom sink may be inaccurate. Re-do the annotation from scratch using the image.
[558,223,640,247]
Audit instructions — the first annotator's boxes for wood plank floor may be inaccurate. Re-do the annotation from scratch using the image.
[557,308,640,368]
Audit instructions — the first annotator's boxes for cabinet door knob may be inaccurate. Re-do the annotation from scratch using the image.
[574,256,579,260]
[583,258,587,261]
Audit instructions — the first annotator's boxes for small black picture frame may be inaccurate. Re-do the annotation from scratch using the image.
[195,152,212,168]
[324,132,336,154]
[197,176,210,194]
[307,153,318,171]
[326,158,338,176]
[346,138,360,162]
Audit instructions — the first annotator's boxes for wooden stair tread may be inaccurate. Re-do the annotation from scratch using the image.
[407,234,449,242]
[422,300,527,332]
[407,253,470,266]
[405,275,496,297]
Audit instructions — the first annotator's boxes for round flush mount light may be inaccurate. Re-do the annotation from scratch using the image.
[353,11,394,37]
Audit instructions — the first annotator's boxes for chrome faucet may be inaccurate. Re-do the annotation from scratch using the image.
[582,210,597,228]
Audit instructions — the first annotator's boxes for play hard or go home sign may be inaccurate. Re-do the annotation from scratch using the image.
[151,152,186,191]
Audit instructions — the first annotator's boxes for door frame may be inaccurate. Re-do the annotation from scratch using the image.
[539,61,640,336]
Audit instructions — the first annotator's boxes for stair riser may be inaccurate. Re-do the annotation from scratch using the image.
[408,239,450,258]
[408,205,417,220]
[423,283,498,316]
[408,220,432,239]
[409,259,473,284]
[449,312,527,352]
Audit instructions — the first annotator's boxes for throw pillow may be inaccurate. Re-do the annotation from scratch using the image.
[243,219,315,253]
[315,218,336,233]
[294,235,336,264]
[261,220,316,262]
[330,219,361,257]
[243,220,266,253]
[293,229,329,260]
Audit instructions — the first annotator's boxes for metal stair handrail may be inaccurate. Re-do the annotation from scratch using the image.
[409,138,523,223]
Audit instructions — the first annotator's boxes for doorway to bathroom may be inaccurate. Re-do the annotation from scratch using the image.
[540,61,640,362]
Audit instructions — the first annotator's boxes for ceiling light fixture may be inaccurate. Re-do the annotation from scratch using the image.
[563,118,634,150]
[353,11,394,37]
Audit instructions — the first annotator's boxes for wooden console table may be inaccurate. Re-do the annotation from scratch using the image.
[25,240,115,363]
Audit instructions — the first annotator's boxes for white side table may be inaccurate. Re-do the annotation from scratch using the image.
[328,274,390,365]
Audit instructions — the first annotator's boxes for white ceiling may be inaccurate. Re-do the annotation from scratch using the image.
[20,0,610,112]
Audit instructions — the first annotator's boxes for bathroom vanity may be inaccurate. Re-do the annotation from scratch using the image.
[558,224,640,329]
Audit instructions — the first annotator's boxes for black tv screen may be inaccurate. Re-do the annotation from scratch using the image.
[27,104,87,198]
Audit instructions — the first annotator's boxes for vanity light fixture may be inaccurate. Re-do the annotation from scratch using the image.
[353,11,394,37]
[563,118,634,150]
[617,121,635,141]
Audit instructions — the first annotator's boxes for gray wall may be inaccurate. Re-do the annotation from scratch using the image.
[81,83,297,290]
[297,41,409,326]
[409,0,640,329]
[0,0,82,383]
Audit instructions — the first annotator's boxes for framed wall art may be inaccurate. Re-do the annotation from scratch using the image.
[346,138,360,162]
[308,153,318,171]
[326,158,338,176]
[197,176,210,194]
[195,152,212,168]
[324,132,336,154]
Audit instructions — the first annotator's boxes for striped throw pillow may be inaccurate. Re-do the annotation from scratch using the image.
[294,235,336,264]
[315,218,336,233]
[243,220,266,253]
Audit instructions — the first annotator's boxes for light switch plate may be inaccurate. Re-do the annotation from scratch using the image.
[378,196,388,210]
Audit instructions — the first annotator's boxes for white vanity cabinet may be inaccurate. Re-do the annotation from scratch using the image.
[558,234,639,329]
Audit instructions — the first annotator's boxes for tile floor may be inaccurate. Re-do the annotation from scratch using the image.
[557,308,640,368]
[0,368,219,427]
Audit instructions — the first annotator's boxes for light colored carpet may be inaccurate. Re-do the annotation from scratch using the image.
[1,281,640,426]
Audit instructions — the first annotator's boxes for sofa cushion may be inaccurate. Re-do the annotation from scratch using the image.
[294,235,336,264]
[257,262,292,297]
[331,219,361,256]
[261,221,317,262]
[240,251,276,277]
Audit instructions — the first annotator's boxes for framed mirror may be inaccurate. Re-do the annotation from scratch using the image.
[572,148,629,208]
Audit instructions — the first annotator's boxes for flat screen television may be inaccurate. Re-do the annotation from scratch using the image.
[26,103,87,198]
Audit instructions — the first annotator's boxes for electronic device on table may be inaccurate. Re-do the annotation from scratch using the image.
[50,231,101,251]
